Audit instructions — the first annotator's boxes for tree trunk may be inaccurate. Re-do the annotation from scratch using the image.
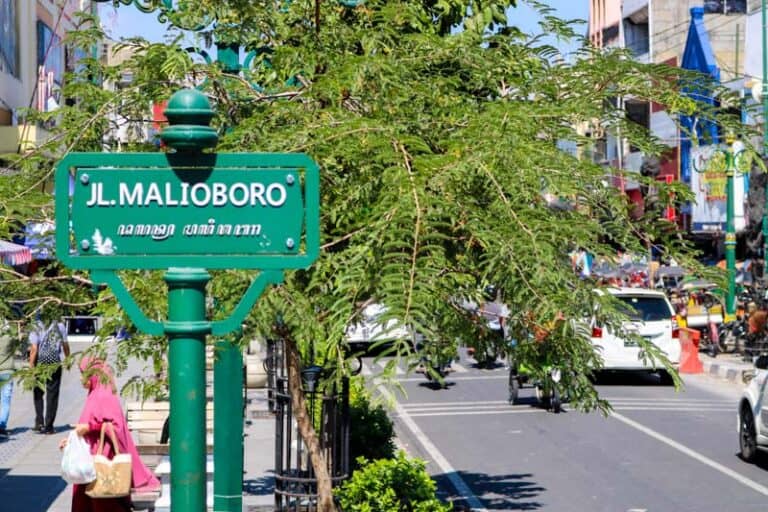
[284,337,336,512]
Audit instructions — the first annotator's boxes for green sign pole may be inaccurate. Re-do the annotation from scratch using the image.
[213,335,244,512]
[55,87,320,512]
[166,268,211,512]
[161,92,219,512]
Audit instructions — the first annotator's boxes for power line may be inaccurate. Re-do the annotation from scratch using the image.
[652,14,738,51]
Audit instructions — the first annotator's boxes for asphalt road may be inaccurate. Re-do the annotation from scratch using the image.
[363,354,768,512]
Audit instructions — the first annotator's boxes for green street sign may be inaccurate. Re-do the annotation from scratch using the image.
[55,152,319,270]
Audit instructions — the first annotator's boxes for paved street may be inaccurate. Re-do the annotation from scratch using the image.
[0,340,762,511]
[364,352,768,512]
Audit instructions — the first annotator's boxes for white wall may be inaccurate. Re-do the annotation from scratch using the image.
[0,1,37,119]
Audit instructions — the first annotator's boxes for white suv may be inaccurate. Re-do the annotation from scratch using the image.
[738,356,768,462]
[591,288,680,379]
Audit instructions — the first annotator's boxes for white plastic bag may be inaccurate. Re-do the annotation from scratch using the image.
[61,431,97,484]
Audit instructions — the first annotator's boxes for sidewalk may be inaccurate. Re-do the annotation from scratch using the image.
[0,342,277,511]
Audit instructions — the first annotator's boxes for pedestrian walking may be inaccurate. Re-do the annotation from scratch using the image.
[60,357,160,512]
[0,321,16,438]
[29,316,70,434]
[476,286,510,368]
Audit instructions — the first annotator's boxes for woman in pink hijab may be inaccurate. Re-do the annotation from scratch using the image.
[60,357,160,512]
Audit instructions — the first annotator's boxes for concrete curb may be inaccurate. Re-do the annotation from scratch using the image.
[700,355,751,384]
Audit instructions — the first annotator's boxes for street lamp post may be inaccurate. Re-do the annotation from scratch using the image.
[725,133,738,320]
[691,136,748,322]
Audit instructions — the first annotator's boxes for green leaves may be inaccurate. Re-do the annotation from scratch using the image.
[335,452,452,511]
[0,0,748,411]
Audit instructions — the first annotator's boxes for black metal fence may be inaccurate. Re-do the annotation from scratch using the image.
[265,339,282,413]
[270,338,350,511]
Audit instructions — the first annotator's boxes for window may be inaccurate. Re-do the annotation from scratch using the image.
[617,296,673,321]
[703,0,747,14]
[37,20,63,85]
[625,100,649,152]
[623,18,649,57]
[65,45,88,75]
[0,0,19,77]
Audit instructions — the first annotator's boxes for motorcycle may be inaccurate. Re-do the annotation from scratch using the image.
[416,340,457,389]
[508,360,563,413]
[718,317,748,354]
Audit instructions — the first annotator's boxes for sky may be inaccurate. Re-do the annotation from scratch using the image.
[99,1,589,53]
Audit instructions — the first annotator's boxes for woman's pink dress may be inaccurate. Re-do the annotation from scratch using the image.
[72,358,160,512]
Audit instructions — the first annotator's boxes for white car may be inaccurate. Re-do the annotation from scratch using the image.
[591,288,680,379]
[738,355,768,462]
[344,303,420,351]
[63,316,102,343]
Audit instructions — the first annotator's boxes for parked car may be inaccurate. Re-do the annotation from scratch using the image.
[591,288,680,380]
[738,354,768,462]
[344,303,421,352]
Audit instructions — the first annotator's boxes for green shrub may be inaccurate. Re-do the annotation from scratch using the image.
[349,376,396,469]
[336,452,452,511]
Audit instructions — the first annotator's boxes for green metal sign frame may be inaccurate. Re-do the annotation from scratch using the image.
[52,88,320,512]
[55,152,319,270]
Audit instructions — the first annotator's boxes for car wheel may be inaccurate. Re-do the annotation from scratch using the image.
[508,374,520,404]
[740,406,759,463]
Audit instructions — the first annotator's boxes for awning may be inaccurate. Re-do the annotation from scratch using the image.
[0,240,33,266]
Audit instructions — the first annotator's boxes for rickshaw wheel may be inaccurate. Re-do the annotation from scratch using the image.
[551,388,561,413]
[508,374,520,404]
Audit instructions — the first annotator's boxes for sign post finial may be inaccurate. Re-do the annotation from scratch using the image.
[160,89,218,151]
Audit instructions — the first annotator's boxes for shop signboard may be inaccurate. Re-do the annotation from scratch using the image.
[689,143,748,233]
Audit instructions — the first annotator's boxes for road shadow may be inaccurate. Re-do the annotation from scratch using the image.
[591,370,671,387]
[0,475,67,510]
[8,426,31,436]
[417,381,457,391]
[434,471,544,510]
[737,451,768,470]
[243,474,274,496]
[468,360,506,370]
[0,426,32,442]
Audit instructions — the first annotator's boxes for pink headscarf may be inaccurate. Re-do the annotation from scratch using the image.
[78,357,160,491]
[79,357,116,393]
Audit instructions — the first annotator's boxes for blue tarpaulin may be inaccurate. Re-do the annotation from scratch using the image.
[24,221,55,260]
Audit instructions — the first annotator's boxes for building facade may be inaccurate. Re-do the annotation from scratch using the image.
[588,0,756,231]
[0,0,96,153]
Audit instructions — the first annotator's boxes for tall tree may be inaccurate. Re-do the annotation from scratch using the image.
[0,1,748,510]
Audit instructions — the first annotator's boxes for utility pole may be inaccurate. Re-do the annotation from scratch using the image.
[762,0,768,279]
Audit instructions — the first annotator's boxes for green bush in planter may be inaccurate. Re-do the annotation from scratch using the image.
[349,376,396,469]
[336,452,452,511]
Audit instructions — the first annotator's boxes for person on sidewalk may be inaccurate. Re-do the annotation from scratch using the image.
[476,286,510,368]
[60,357,160,512]
[29,316,70,434]
[0,321,16,438]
